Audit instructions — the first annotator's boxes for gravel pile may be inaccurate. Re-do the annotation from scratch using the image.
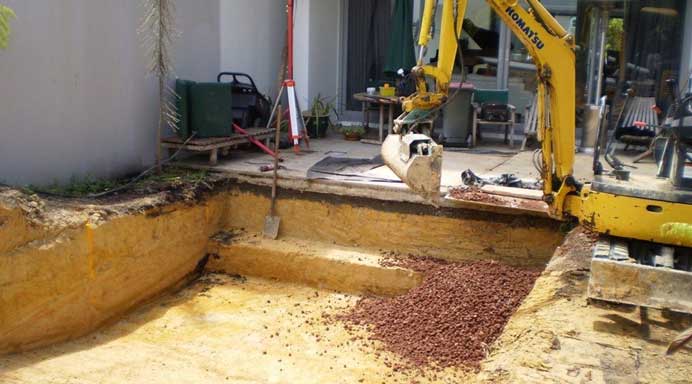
[336,256,541,370]
[447,187,505,205]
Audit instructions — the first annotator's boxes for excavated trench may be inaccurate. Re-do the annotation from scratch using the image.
[2,182,689,383]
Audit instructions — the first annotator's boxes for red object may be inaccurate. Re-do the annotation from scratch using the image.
[283,0,310,154]
[233,123,280,159]
[287,0,294,80]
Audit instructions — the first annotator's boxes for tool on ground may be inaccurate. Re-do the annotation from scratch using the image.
[264,104,283,239]
[232,123,281,159]
[382,0,692,313]
[259,164,286,172]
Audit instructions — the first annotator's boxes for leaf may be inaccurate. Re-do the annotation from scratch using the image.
[0,4,16,50]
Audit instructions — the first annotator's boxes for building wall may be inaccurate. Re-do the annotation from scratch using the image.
[176,0,221,82]
[0,0,222,186]
[307,0,341,108]
[282,0,343,114]
[220,0,286,99]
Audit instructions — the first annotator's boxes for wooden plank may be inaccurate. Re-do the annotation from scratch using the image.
[161,130,274,152]
[480,185,544,200]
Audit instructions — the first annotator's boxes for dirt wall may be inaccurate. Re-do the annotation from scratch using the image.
[0,183,563,355]
[0,194,227,355]
[222,187,564,267]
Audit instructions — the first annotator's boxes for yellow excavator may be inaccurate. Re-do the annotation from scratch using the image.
[382,0,692,313]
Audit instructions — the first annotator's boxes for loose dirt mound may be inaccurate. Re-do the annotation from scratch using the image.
[335,256,541,371]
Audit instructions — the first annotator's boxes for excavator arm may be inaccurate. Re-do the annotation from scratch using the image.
[488,0,576,219]
[400,0,466,113]
[384,0,692,249]
[385,0,576,217]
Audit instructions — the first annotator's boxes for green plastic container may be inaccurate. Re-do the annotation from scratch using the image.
[175,79,195,139]
[189,82,234,138]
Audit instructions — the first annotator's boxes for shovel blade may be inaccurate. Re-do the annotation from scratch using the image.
[263,215,281,239]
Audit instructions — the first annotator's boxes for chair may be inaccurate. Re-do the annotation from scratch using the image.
[615,96,658,152]
[471,89,516,147]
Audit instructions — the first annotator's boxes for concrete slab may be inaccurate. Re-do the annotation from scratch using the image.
[177,134,653,201]
[180,136,533,189]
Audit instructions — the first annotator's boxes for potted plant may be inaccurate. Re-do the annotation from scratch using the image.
[339,125,365,141]
[303,94,337,138]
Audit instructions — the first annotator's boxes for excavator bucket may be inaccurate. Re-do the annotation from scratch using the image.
[381,133,443,202]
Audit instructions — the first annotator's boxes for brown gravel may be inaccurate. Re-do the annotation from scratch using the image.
[334,256,541,371]
[448,186,505,205]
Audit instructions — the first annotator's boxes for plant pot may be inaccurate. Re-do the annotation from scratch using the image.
[343,132,362,141]
[303,114,330,138]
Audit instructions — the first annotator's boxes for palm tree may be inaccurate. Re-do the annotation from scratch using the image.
[139,0,178,172]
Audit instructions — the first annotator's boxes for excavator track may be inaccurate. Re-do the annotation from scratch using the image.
[588,237,692,314]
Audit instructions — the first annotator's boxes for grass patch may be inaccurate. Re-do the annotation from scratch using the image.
[25,167,210,198]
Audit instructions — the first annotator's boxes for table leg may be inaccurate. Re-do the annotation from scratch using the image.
[388,104,394,135]
[362,102,369,130]
[379,104,385,143]
[209,148,218,165]
[472,114,477,148]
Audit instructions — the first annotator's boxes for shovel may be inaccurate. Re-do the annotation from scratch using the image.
[264,103,282,239]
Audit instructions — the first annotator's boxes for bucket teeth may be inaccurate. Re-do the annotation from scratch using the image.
[381,134,443,202]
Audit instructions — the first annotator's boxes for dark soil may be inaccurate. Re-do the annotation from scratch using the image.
[333,255,541,371]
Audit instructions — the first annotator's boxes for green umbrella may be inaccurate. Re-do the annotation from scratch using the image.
[384,0,417,76]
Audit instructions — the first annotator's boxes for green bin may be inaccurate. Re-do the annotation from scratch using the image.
[175,79,195,139]
[189,82,234,138]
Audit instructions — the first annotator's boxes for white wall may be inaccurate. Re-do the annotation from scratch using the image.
[291,0,341,113]
[0,0,221,186]
[0,0,159,186]
[307,0,341,105]
[220,0,286,99]
[176,0,221,82]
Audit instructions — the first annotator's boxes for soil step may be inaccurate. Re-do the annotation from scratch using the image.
[206,232,422,296]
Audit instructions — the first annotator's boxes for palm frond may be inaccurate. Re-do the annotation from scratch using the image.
[139,0,179,170]
[0,4,16,50]
[138,0,178,78]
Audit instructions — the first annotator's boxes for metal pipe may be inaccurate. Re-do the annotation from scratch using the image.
[287,0,294,80]
[593,7,608,105]
[496,22,511,90]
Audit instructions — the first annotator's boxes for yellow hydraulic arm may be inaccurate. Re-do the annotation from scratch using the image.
[487,0,576,218]
[401,0,466,113]
[399,0,576,216]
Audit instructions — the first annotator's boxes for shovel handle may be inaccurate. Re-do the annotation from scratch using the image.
[270,104,282,216]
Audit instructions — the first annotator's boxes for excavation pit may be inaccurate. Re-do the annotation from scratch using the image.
[1,181,690,383]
